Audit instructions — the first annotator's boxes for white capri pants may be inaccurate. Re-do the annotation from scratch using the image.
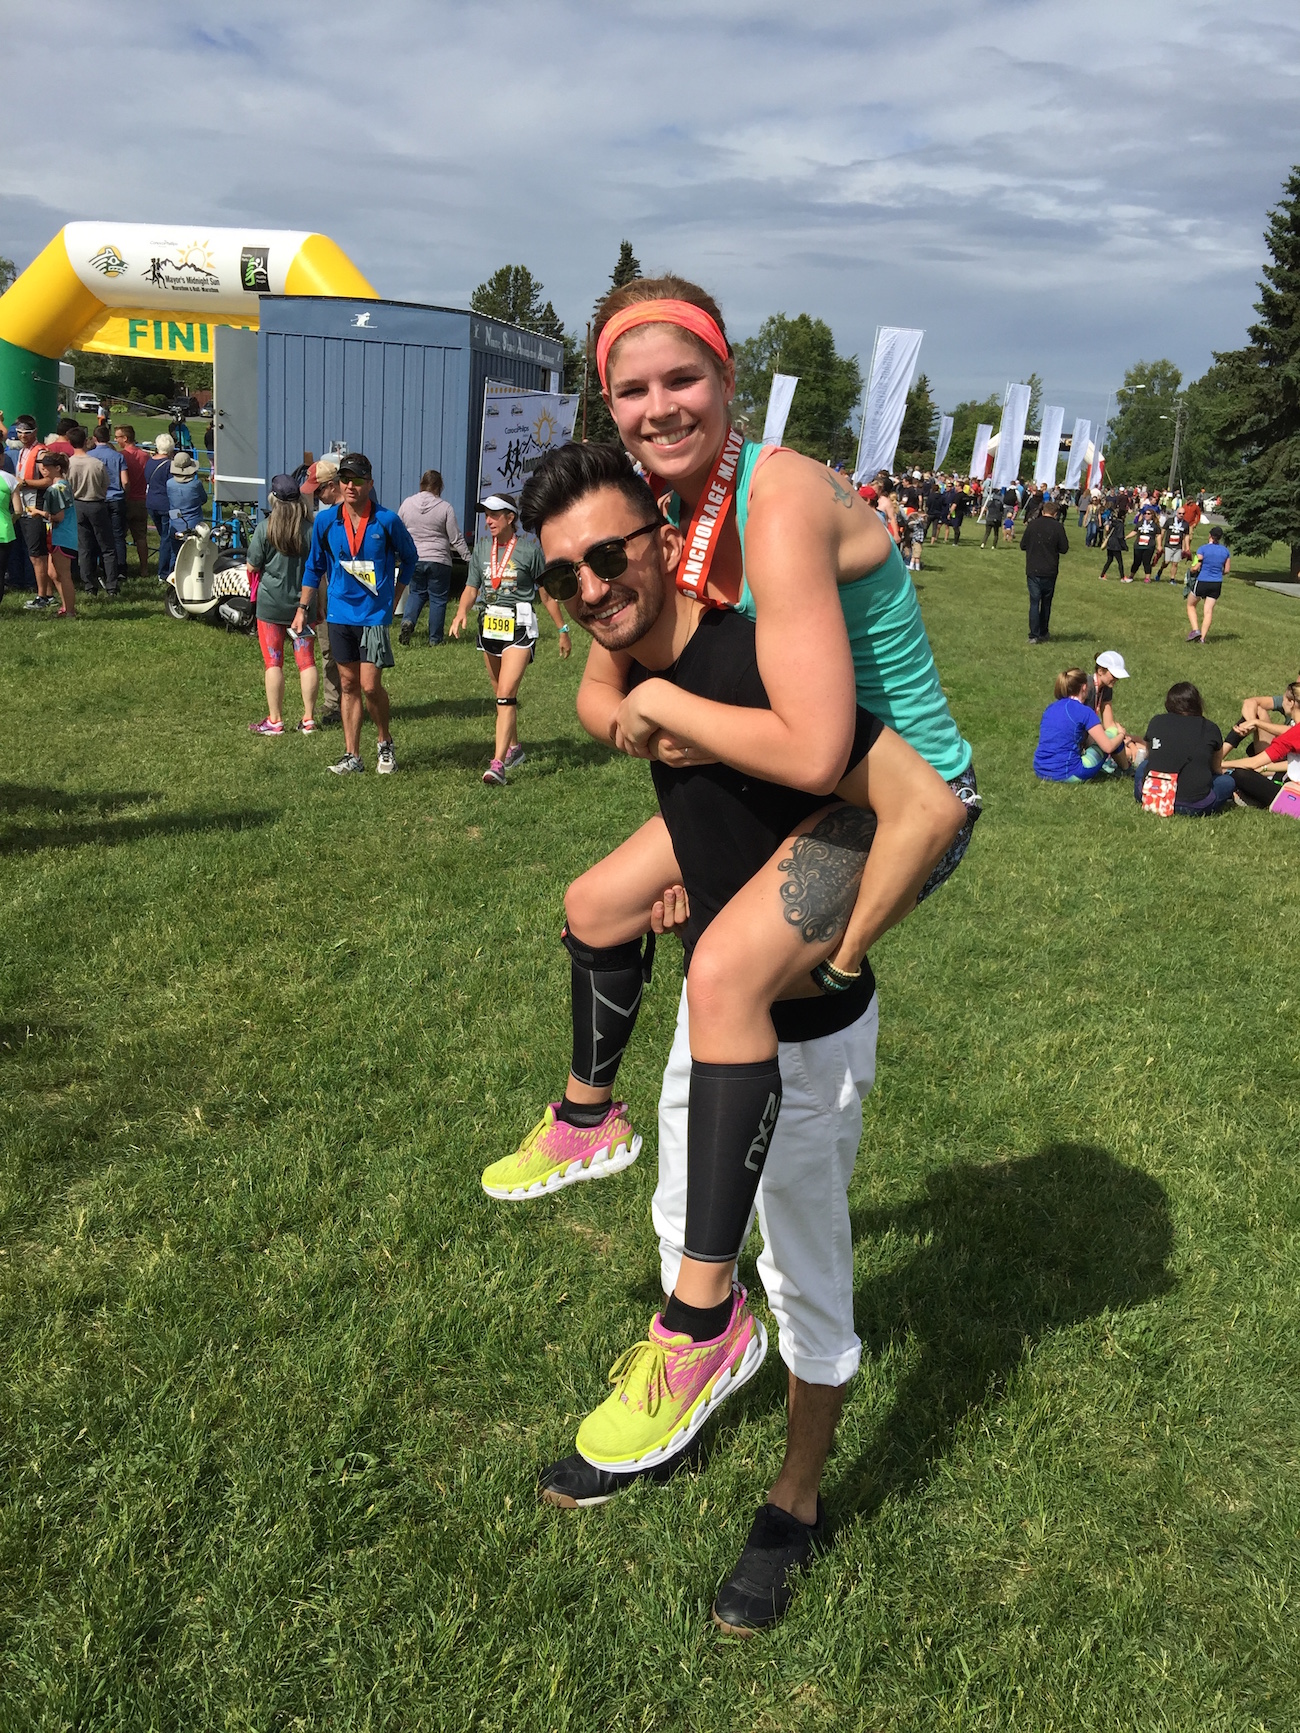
[651,982,879,1387]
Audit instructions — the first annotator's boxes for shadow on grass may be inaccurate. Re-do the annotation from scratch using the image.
[0,805,277,857]
[400,738,620,773]
[833,1142,1173,1523]
[0,784,160,816]
[389,696,496,721]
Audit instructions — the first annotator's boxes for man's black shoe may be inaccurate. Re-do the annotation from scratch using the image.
[539,1448,690,1510]
[398,621,414,647]
[711,1498,826,1636]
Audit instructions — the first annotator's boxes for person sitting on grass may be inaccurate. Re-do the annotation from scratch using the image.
[1223,683,1300,808]
[1134,682,1234,816]
[1223,678,1300,751]
[246,475,318,738]
[1084,651,1130,733]
[1033,668,1132,783]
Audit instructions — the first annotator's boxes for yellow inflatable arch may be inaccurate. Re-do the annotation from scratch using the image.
[0,221,377,423]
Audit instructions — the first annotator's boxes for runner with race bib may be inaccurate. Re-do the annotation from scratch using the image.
[449,493,572,785]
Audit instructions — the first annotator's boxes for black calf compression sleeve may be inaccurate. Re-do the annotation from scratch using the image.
[683,1059,782,1263]
[563,926,654,1089]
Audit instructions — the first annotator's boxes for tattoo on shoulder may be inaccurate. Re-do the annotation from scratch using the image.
[777,807,879,944]
[824,471,857,510]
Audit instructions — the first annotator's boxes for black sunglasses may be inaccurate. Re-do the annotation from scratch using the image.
[540,519,664,600]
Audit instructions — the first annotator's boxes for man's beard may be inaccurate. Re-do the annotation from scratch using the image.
[567,571,663,651]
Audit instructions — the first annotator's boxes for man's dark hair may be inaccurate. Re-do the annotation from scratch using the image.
[520,441,658,537]
[56,417,77,436]
[1165,681,1203,717]
[117,424,135,442]
[420,469,443,494]
[1041,500,1058,516]
[1208,526,1223,541]
[13,414,36,431]
[92,424,111,443]
[67,424,87,449]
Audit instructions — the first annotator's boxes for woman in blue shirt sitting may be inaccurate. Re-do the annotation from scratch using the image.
[1186,526,1230,643]
[166,450,207,544]
[1033,667,1132,782]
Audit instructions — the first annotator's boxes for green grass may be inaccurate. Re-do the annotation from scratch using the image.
[2,528,1300,1732]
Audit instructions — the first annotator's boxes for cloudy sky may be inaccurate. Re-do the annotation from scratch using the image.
[6,0,1298,428]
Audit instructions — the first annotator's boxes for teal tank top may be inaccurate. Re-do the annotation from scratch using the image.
[732,441,972,781]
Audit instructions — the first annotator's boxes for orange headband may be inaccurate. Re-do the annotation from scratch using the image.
[596,299,730,388]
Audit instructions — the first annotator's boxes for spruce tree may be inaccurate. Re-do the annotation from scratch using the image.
[582,240,644,442]
[1215,166,1300,578]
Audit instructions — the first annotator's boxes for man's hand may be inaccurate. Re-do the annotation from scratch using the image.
[650,884,690,935]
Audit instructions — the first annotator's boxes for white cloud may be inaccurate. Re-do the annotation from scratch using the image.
[2,0,1297,417]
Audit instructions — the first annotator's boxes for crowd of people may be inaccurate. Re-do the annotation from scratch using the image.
[1032,648,1300,816]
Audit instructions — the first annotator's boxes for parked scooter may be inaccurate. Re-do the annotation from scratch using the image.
[165,522,255,632]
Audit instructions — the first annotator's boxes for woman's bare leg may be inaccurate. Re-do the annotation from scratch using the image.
[50,549,76,615]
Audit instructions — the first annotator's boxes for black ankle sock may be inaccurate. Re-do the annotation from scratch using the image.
[554,1095,611,1129]
[662,1291,733,1343]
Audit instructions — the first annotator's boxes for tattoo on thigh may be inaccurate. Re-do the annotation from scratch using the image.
[777,807,878,943]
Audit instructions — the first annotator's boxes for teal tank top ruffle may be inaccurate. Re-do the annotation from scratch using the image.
[731,440,972,782]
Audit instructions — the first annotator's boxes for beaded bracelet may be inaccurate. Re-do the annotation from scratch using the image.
[811,958,862,995]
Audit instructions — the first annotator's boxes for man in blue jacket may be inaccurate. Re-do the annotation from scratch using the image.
[293,452,417,775]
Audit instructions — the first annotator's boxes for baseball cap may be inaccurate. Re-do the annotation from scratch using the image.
[269,473,301,500]
[301,458,339,495]
[1096,651,1129,679]
[337,452,372,480]
[477,493,518,514]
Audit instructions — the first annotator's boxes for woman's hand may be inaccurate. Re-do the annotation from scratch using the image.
[557,629,572,660]
[614,680,670,749]
[650,883,690,935]
[448,610,468,640]
[652,732,716,769]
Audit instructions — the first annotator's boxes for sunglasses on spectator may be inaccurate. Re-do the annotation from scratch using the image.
[539,519,664,600]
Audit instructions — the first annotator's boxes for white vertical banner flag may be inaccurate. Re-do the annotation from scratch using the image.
[853,326,925,480]
[761,373,799,446]
[990,383,1031,489]
[934,414,954,468]
[969,423,993,479]
[1063,418,1091,490]
[1088,425,1106,491]
[1034,405,1065,486]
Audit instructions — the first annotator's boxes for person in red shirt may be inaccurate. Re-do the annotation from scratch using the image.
[1225,682,1300,806]
[113,424,150,576]
[11,415,57,607]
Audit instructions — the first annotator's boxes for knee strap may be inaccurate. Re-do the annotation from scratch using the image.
[496,696,517,707]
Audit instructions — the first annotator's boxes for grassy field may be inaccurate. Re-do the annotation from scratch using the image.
[3,525,1300,1732]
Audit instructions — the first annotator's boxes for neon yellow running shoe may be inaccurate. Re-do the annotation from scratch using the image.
[481,1101,641,1202]
[576,1287,767,1472]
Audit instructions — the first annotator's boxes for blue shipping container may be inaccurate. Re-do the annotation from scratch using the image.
[258,297,564,528]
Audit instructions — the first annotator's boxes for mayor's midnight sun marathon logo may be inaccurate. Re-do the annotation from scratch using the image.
[88,244,128,278]
[142,242,220,294]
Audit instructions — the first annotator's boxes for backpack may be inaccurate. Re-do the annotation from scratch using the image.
[1140,770,1178,816]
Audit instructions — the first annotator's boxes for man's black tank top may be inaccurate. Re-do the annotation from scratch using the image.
[631,609,880,1042]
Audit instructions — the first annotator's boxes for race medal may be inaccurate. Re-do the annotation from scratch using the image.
[339,503,377,589]
[488,535,517,592]
[673,425,746,609]
[483,604,516,640]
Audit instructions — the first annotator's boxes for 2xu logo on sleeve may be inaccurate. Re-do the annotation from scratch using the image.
[744,1092,781,1174]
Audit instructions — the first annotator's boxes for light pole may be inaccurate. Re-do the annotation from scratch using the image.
[1160,400,1187,494]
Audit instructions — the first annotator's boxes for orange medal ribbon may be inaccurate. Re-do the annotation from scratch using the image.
[488,535,517,591]
[670,425,745,609]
